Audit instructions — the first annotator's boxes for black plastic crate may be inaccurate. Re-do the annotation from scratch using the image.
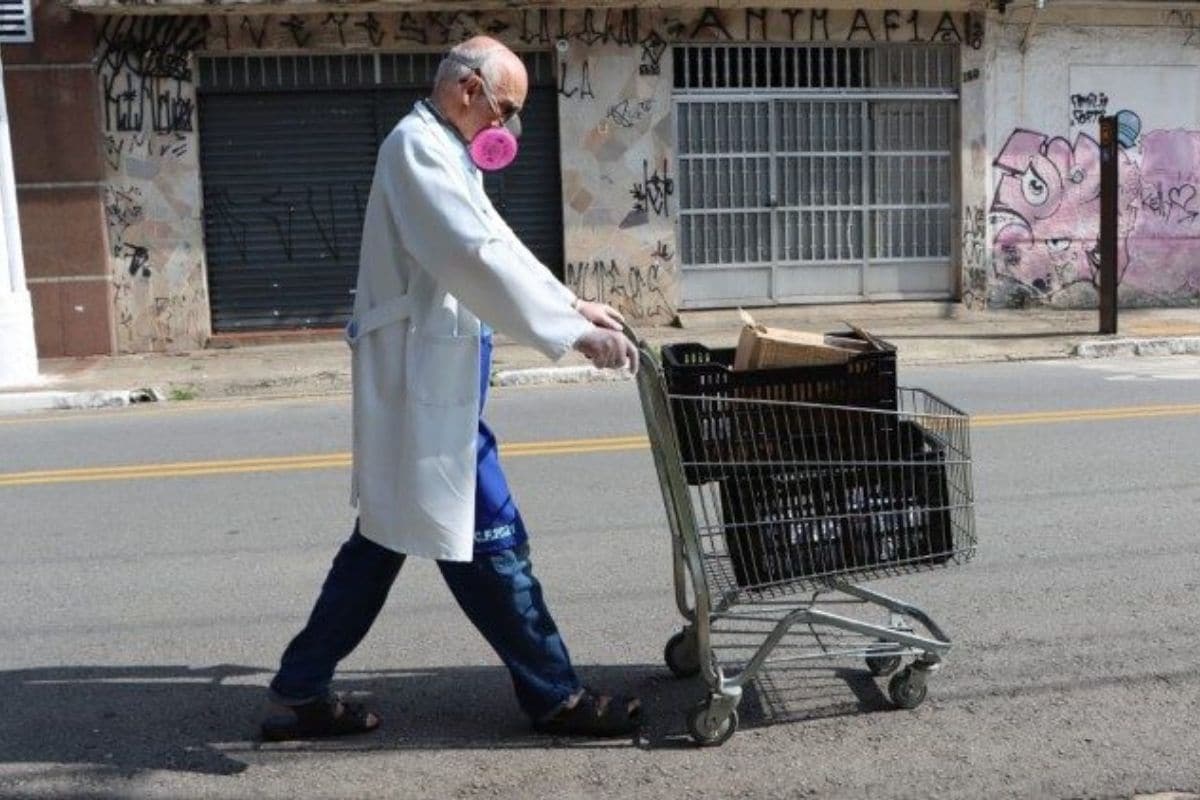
[661,333,897,484]
[718,420,954,591]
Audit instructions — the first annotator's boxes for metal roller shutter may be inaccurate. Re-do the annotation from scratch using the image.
[198,52,563,332]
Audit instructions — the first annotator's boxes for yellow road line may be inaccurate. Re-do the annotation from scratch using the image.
[971,402,1200,427]
[2,403,1199,487]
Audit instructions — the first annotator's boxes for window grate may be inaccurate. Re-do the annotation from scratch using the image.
[0,0,32,43]
[199,51,557,93]
[674,44,958,304]
[674,44,957,92]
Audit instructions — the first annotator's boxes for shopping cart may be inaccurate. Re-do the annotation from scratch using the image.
[626,326,976,746]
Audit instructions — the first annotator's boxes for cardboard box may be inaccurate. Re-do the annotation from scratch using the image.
[733,310,884,371]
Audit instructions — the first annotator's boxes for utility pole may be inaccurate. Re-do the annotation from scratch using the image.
[1098,115,1119,335]
[0,49,37,387]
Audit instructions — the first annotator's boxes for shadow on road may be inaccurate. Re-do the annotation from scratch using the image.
[0,661,895,779]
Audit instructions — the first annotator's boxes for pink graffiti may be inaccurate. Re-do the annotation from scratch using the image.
[991,129,1137,296]
[991,127,1200,300]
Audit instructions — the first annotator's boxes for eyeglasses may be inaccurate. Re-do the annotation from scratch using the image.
[466,69,515,120]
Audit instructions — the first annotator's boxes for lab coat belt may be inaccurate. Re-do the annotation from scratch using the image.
[345,294,413,346]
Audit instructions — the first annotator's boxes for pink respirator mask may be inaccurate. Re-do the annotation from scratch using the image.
[469,116,520,172]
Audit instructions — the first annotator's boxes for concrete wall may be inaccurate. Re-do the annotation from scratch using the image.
[87,6,978,351]
[2,0,115,357]
[2,4,995,354]
[96,17,208,352]
[985,5,1200,309]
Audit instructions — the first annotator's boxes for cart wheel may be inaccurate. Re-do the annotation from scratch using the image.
[664,631,701,678]
[865,653,902,677]
[686,702,738,747]
[888,668,928,710]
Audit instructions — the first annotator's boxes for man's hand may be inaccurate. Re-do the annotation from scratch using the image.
[574,327,638,374]
[573,300,625,332]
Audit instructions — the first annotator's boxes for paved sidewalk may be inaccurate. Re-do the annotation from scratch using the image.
[2,303,1199,412]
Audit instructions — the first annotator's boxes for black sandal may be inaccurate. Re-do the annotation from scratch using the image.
[260,693,382,742]
[532,687,643,738]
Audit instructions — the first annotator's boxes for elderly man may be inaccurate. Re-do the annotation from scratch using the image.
[261,37,643,741]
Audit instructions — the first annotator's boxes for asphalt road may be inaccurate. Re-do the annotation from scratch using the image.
[1,356,1198,799]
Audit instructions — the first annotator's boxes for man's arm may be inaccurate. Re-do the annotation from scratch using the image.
[382,128,591,359]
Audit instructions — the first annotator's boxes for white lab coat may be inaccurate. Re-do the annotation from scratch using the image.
[346,101,593,562]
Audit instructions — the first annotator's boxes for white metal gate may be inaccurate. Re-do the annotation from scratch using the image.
[673,44,959,307]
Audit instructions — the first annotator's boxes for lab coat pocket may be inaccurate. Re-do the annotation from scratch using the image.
[407,333,478,406]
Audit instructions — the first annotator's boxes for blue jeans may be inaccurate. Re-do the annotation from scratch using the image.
[270,330,580,720]
[269,525,581,720]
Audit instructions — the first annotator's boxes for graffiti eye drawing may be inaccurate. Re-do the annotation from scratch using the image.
[1044,237,1071,253]
[1021,167,1049,206]
[1068,167,1085,185]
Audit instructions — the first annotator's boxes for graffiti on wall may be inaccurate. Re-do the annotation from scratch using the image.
[98,17,208,351]
[204,8,983,52]
[990,110,1200,304]
[621,159,675,228]
[98,18,204,135]
[1070,93,1109,126]
[565,259,674,320]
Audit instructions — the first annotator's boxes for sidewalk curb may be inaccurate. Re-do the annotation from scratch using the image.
[491,365,634,387]
[1075,336,1200,358]
[0,387,163,415]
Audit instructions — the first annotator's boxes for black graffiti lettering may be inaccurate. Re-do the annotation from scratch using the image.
[149,78,194,134]
[847,9,876,41]
[907,10,920,42]
[630,159,675,218]
[1147,183,1200,224]
[124,243,151,278]
[104,186,143,256]
[810,8,830,41]
[604,9,639,46]
[520,10,551,45]
[323,13,351,46]
[1169,184,1200,224]
[160,133,189,159]
[639,31,667,76]
[564,259,672,319]
[481,16,510,37]
[302,186,340,261]
[260,188,296,261]
[606,97,655,128]
[664,18,689,40]
[652,239,674,261]
[395,13,428,45]
[572,9,606,45]
[558,59,594,100]
[426,12,464,44]
[96,17,204,80]
[208,189,249,265]
[691,7,732,40]
[745,8,768,41]
[354,14,385,47]
[103,135,124,171]
[281,15,314,49]
[931,11,962,43]
[102,72,141,132]
[883,10,901,41]
[966,12,984,49]
[240,16,269,49]
[783,9,803,40]
[1070,92,1109,125]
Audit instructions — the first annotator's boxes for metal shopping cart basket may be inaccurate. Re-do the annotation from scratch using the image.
[626,326,976,746]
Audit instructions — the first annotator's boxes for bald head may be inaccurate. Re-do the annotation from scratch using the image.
[431,37,528,142]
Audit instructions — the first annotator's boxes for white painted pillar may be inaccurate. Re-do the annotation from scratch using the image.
[0,50,38,387]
